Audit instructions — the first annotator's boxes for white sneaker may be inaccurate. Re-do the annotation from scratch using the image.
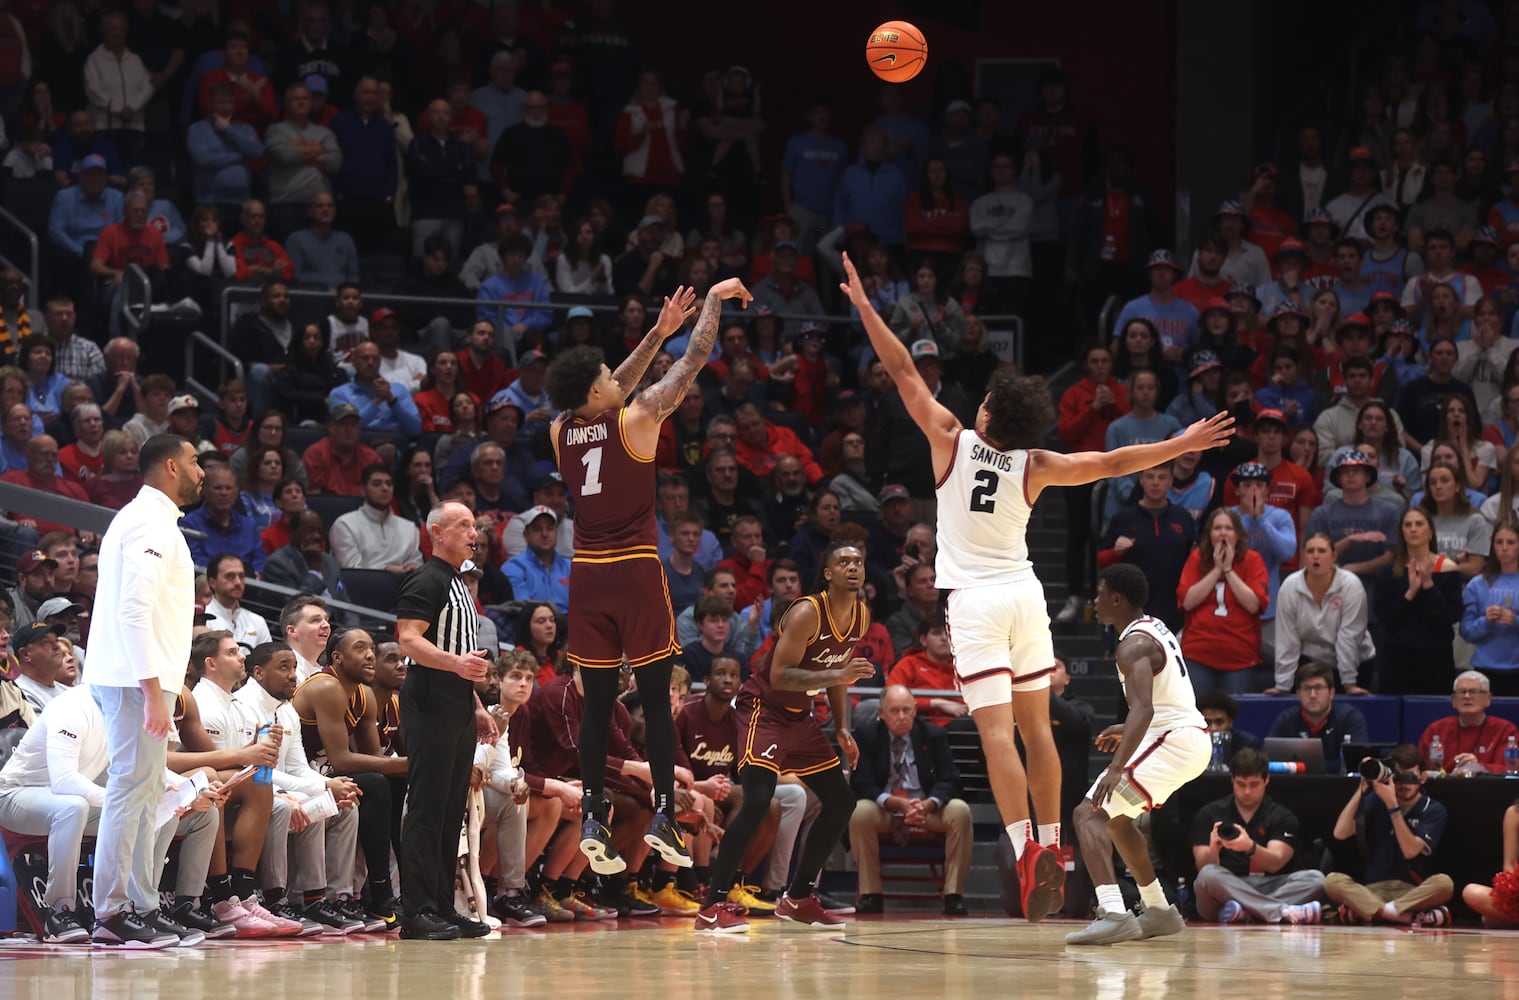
[1281,901,1321,925]
[1054,596,1083,624]
[210,896,278,938]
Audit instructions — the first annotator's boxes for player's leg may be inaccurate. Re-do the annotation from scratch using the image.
[575,663,626,873]
[774,762,853,927]
[632,655,691,866]
[348,771,400,927]
[1065,798,1143,945]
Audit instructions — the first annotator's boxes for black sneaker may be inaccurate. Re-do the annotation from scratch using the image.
[305,899,364,935]
[92,905,178,949]
[643,812,693,868]
[444,911,491,938]
[141,908,206,947]
[365,896,400,933]
[338,894,387,933]
[399,911,461,940]
[489,891,548,928]
[40,904,90,944]
[579,812,625,875]
[268,900,325,937]
[598,884,661,919]
[170,899,236,939]
[815,891,856,915]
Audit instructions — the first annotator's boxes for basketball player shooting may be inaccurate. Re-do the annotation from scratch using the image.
[840,252,1232,921]
[1067,564,1210,945]
[547,278,752,879]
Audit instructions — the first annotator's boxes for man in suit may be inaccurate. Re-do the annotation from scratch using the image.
[849,684,972,916]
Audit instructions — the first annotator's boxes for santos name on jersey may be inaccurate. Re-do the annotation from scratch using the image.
[934,429,1034,589]
[1117,616,1205,734]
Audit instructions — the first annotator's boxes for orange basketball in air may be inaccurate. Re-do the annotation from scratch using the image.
[865,20,927,83]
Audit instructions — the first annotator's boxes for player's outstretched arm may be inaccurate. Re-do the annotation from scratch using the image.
[1028,410,1235,501]
[611,285,697,398]
[631,278,752,424]
[839,252,961,452]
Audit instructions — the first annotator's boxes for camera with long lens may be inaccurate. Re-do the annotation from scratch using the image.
[1217,822,1242,840]
[1359,758,1392,782]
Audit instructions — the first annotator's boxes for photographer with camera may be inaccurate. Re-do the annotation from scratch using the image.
[1188,747,1326,924]
[1323,744,1454,927]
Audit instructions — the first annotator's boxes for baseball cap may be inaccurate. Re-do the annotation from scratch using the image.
[494,203,519,218]
[167,393,199,415]
[909,340,940,362]
[1331,448,1376,487]
[772,239,799,253]
[1385,318,1417,339]
[1253,408,1288,430]
[1200,297,1231,316]
[13,621,64,649]
[371,307,399,325]
[1272,238,1308,259]
[1365,202,1401,224]
[1231,461,1271,484]
[878,484,910,504]
[1225,281,1259,305]
[830,388,864,412]
[1367,290,1403,314]
[518,349,548,366]
[328,402,361,422]
[566,306,594,321]
[1348,145,1378,164]
[637,214,664,229]
[1145,249,1183,272]
[16,550,57,575]
[532,470,565,493]
[1212,199,1249,223]
[1189,351,1222,379]
[797,320,826,338]
[1335,312,1372,337]
[1266,301,1307,326]
[1474,225,1503,248]
[36,597,84,619]
[486,394,524,420]
[303,73,328,94]
[523,504,558,525]
[79,154,108,173]
[1302,208,1336,231]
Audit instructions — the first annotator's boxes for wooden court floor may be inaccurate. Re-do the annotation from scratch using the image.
[0,915,1515,1000]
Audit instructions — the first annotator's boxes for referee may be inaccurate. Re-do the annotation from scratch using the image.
[89,434,206,946]
[394,500,495,940]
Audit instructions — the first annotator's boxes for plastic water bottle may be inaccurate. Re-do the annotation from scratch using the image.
[1208,731,1228,774]
[1342,734,1354,775]
[254,724,274,785]
[1506,736,1519,777]
[1428,735,1444,776]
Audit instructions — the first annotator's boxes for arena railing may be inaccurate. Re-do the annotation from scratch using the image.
[183,330,245,401]
[0,206,38,311]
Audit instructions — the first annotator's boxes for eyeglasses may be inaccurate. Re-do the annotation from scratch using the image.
[1454,688,1487,697]
[1298,683,1330,694]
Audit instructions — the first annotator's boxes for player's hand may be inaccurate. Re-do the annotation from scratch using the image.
[838,252,872,308]
[144,695,172,740]
[474,705,499,743]
[511,777,530,804]
[652,286,698,337]
[471,763,489,790]
[674,765,695,789]
[839,657,876,685]
[1089,767,1123,811]
[1094,724,1124,753]
[710,277,752,306]
[455,649,491,681]
[242,739,280,768]
[283,794,312,832]
[1181,410,1236,451]
[836,729,859,770]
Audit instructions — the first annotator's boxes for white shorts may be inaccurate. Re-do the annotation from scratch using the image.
[1086,726,1210,820]
[945,578,1055,712]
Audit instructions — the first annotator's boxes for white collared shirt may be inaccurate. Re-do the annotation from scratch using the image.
[88,485,194,691]
[294,650,322,683]
[232,680,327,799]
[206,598,272,652]
[192,677,239,751]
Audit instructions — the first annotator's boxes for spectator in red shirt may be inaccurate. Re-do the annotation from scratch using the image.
[1176,507,1271,695]
[445,75,491,166]
[707,323,770,383]
[58,403,105,482]
[197,29,277,137]
[904,157,970,284]
[1173,232,1232,310]
[545,62,591,188]
[1419,670,1519,774]
[230,198,294,282]
[2,435,89,535]
[886,615,966,727]
[1016,66,1098,202]
[715,515,771,609]
[1463,227,1509,294]
[1056,343,1130,620]
[616,70,687,200]
[1245,163,1296,261]
[301,403,382,496]
[732,401,823,485]
[457,319,511,401]
[89,191,168,283]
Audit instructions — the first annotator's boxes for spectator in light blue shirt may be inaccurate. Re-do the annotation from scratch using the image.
[503,506,571,614]
[1228,462,1299,648]
[327,340,422,436]
[186,83,263,209]
[471,52,526,155]
[495,350,556,447]
[781,102,848,253]
[1113,250,1199,375]
[477,233,551,349]
[47,156,123,257]
[834,127,909,249]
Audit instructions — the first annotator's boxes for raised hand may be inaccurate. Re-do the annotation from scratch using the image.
[1181,410,1236,451]
[709,277,753,305]
[838,252,870,307]
[653,285,698,336]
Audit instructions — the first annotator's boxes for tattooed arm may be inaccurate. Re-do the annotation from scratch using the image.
[627,278,753,438]
[610,286,697,398]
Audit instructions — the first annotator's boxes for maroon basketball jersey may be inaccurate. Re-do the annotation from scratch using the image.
[676,697,739,780]
[747,593,868,712]
[556,408,658,555]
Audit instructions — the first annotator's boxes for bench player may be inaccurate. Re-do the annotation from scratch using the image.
[1067,564,1209,945]
[841,252,1232,921]
[547,280,751,875]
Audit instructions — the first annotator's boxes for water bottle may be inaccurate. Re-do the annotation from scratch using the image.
[254,724,274,785]
[1341,734,1354,776]
[1208,731,1228,774]
[1506,736,1519,777]
[1428,735,1444,776]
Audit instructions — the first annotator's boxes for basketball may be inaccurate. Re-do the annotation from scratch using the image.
[865,20,927,83]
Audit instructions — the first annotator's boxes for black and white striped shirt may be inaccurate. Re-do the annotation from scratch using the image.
[395,556,479,698]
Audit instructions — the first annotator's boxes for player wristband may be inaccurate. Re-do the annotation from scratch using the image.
[1387,805,1400,815]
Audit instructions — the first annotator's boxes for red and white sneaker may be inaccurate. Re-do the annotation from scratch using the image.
[775,893,847,928]
[694,901,749,934]
[242,896,306,936]
[1017,839,1065,923]
[210,897,277,938]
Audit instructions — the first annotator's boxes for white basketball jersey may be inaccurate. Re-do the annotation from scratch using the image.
[1116,616,1205,734]
[934,429,1033,589]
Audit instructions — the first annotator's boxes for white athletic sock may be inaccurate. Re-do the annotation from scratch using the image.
[1007,820,1033,857]
[1137,880,1168,910]
[1095,884,1125,915]
[1037,822,1060,847]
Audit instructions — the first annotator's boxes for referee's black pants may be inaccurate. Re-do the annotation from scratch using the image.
[398,668,476,919]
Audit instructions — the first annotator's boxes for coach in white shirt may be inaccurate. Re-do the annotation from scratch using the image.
[0,685,218,937]
[331,465,423,573]
[204,553,272,651]
[88,434,206,937]
[234,640,362,931]
[279,594,332,683]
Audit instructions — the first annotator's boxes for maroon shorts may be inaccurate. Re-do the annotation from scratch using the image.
[566,554,679,670]
[735,691,841,778]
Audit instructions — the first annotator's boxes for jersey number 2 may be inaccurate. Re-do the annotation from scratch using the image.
[580,446,604,496]
[969,470,998,513]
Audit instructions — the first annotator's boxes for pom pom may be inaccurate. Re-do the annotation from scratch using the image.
[1490,867,1519,922]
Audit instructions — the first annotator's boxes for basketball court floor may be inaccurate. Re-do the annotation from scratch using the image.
[0,915,1512,1000]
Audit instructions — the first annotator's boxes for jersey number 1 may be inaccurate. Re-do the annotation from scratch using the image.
[581,446,604,496]
[969,470,998,513]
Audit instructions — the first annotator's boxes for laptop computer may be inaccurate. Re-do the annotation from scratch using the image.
[1263,737,1329,775]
